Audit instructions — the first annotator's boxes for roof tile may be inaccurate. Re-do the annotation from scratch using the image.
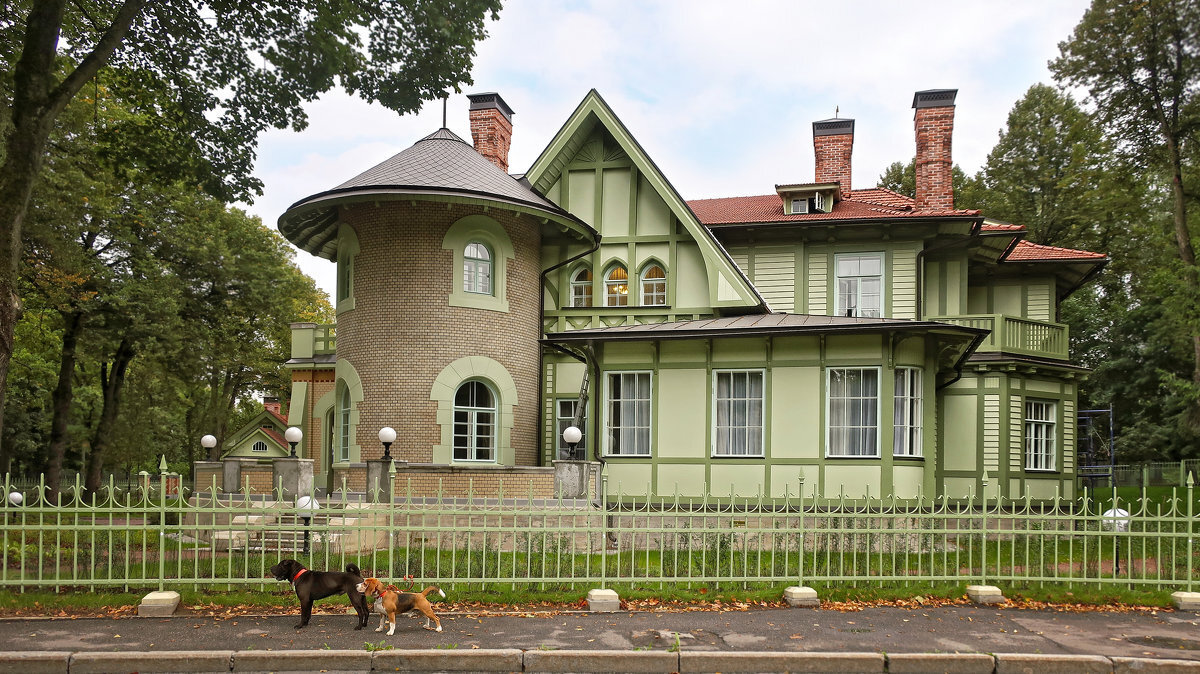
[1006,240,1107,261]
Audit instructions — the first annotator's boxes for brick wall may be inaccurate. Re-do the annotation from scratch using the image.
[914,104,955,210]
[194,463,221,495]
[813,132,853,192]
[392,464,559,499]
[469,107,513,172]
[292,368,335,474]
[337,201,543,467]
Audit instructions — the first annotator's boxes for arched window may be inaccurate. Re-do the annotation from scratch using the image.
[338,385,351,462]
[252,440,267,453]
[570,268,593,307]
[605,265,629,307]
[453,381,496,462]
[640,263,666,306]
[463,242,492,295]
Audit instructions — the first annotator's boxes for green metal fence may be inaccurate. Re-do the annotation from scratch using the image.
[2,472,1195,593]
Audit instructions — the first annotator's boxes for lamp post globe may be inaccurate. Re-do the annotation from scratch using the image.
[562,426,582,460]
[378,426,397,461]
[284,426,303,458]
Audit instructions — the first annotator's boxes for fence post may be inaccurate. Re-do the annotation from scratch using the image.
[158,454,168,592]
[599,472,608,590]
[980,471,989,587]
[1188,472,1195,592]
[798,476,806,587]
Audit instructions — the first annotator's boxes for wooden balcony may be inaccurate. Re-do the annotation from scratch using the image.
[929,314,1069,360]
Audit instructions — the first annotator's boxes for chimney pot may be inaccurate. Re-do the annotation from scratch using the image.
[467,92,514,172]
[813,118,854,193]
[912,89,957,210]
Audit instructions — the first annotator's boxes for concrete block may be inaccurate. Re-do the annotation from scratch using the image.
[70,651,233,673]
[373,648,523,672]
[680,651,885,673]
[995,653,1113,673]
[524,649,677,673]
[1113,657,1200,673]
[1171,591,1200,611]
[0,651,71,674]
[888,653,997,674]
[966,584,1006,605]
[587,587,620,612]
[233,649,370,673]
[210,531,248,551]
[138,590,180,617]
[783,585,820,607]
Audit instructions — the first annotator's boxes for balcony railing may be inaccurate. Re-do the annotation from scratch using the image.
[929,314,1069,360]
[289,323,336,361]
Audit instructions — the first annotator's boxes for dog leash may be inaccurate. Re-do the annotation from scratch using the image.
[385,574,415,593]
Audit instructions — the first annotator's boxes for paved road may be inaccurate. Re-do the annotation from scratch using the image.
[1,606,1198,660]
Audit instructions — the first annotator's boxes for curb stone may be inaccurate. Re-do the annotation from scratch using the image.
[886,652,996,674]
[524,648,677,672]
[69,650,234,674]
[373,648,523,672]
[0,651,71,674]
[231,649,371,673]
[995,653,1115,673]
[1112,657,1200,673]
[679,651,885,672]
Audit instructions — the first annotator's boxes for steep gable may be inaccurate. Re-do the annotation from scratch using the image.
[529,90,764,314]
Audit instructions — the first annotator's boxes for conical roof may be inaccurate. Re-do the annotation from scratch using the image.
[279,128,592,260]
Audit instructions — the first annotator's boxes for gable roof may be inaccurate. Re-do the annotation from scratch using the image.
[526,90,766,312]
[1006,240,1107,261]
[279,128,596,261]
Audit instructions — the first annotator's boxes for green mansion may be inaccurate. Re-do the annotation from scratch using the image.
[275,88,1106,503]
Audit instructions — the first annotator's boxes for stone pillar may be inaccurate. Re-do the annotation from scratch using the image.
[221,458,252,494]
[366,459,401,504]
[273,458,314,502]
[554,460,595,499]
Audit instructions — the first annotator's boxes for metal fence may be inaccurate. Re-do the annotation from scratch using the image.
[2,473,1195,594]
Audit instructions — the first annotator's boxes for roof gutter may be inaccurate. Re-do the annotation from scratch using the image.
[542,321,987,344]
[936,329,989,391]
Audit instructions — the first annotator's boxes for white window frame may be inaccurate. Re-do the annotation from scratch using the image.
[825,366,881,458]
[639,262,667,306]
[604,265,629,307]
[1024,399,1057,472]
[834,252,884,318]
[791,198,808,214]
[893,367,923,457]
[463,241,493,295]
[453,380,497,463]
[603,370,652,456]
[338,386,351,462]
[570,267,593,307]
[711,369,765,457]
[556,399,587,457]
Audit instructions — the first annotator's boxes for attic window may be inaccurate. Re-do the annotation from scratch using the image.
[791,198,808,215]
[814,192,827,213]
[252,441,267,453]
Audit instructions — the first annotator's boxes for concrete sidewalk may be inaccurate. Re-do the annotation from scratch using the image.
[0,605,1197,672]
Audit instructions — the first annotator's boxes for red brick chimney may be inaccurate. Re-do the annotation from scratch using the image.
[467,92,514,172]
[813,118,854,193]
[263,396,282,417]
[912,89,957,210]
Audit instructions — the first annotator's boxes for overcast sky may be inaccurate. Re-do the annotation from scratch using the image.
[244,0,1093,301]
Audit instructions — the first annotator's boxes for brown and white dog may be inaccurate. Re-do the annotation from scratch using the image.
[356,577,445,635]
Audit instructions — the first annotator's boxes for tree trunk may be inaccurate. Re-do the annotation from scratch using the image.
[85,337,134,494]
[0,0,147,442]
[45,309,83,497]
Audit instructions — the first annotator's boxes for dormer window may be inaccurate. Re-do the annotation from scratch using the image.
[778,182,840,216]
[791,198,808,215]
[814,192,827,213]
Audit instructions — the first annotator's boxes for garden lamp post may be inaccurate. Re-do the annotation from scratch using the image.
[562,426,582,461]
[378,427,397,461]
[297,495,320,555]
[200,434,217,459]
[284,427,303,458]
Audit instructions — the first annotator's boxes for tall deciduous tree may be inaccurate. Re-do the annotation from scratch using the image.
[875,159,980,208]
[1052,0,1200,403]
[0,0,502,442]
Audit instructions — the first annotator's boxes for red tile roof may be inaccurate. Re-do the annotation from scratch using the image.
[263,427,288,448]
[266,407,288,425]
[1006,240,1107,261]
[981,222,1025,232]
[687,189,979,225]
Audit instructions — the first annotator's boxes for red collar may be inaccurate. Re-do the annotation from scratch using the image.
[292,568,308,583]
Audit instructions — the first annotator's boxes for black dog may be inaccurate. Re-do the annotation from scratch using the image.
[270,558,369,630]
